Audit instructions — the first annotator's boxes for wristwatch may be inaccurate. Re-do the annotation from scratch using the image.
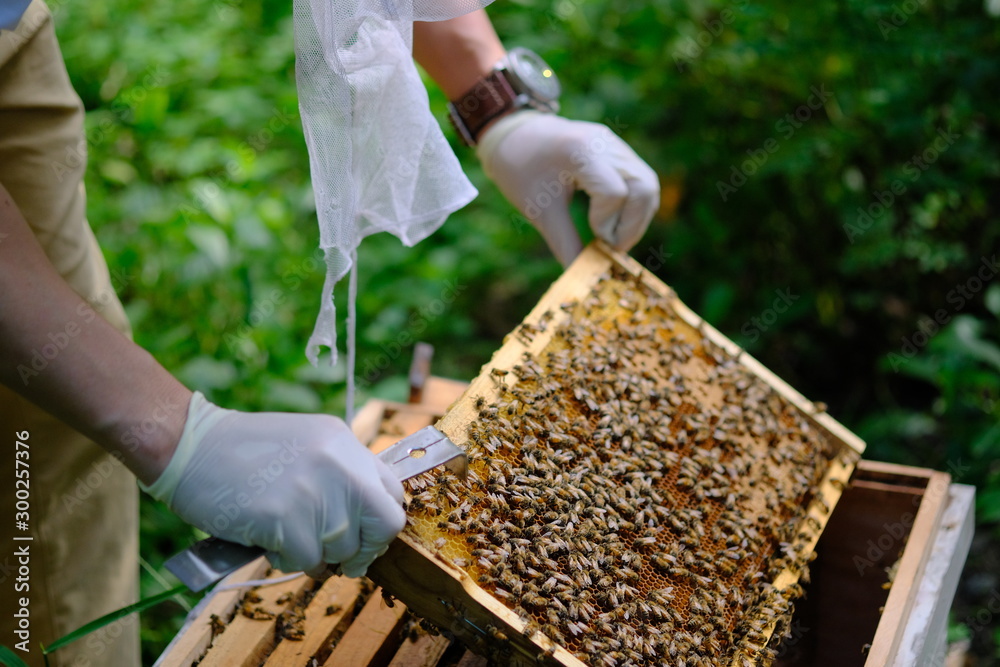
[447,47,561,147]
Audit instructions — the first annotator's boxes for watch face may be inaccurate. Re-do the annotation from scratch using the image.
[507,47,561,103]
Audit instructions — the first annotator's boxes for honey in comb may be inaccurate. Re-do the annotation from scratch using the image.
[402,268,837,666]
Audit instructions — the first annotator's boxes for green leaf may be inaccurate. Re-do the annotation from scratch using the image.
[971,421,1000,459]
[132,87,170,129]
[700,282,736,325]
[0,645,31,667]
[977,488,1000,524]
[42,585,189,656]
[952,316,1000,372]
[263,379,323,412]
[187,224,231,267]
[369,375,410,403]
[99,158,138,185]
[294,356,346,384]
[947,616,971,643]
[176,356,238,391]
[986,284,1000,318]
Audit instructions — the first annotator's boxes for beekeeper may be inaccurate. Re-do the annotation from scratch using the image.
[0,0,658,663]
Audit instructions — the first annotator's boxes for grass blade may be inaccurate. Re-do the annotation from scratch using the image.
[0,645,31,667]
[41,584,189,656]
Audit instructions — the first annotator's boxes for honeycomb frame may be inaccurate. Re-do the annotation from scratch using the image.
[367,242,865,667]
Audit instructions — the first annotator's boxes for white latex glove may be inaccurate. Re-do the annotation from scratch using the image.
[141,392,406,578]
[477,110,660,266]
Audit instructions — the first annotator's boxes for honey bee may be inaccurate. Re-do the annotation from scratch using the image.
[490,368,510,384]
[515,323,538,344]
[715,560,738,577]
[679,534,701,549]
[783,583,806,599]
[209,613,226,637]
[541,623,565,644]
[485,624,509,643]
[633,535,658,548]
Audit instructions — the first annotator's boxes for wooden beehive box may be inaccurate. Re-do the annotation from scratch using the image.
[157,380,972,667]
[367,242,867,667]
[776,460,974,667]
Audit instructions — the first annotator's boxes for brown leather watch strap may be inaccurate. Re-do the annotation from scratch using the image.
[447,70,520,146]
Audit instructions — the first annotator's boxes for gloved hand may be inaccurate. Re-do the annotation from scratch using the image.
[477,110,660,266]
[141,392,406,578]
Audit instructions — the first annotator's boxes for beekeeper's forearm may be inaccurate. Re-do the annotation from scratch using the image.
[413,9,506,99]
[0,183,191,485]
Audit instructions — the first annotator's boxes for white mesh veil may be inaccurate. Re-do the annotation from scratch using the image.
[295,0,493,384]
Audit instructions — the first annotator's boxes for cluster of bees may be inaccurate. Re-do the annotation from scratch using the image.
[230,576,376,644]
[233,582,314,641]
[403,268,842,666]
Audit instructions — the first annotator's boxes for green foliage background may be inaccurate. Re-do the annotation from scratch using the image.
[47,0,1000,661]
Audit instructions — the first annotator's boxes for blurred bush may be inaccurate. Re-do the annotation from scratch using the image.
[51,0,998,661]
